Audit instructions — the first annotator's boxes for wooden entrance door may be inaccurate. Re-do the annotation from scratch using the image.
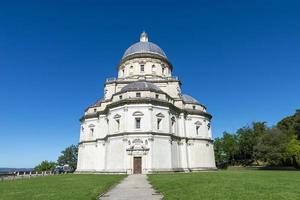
[133,157,142,174]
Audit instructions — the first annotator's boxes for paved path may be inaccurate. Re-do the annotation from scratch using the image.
[100,174,163,200]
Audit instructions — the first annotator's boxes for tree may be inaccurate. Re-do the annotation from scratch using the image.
[57,144,78,170]
[294,109,300,139]
[277,115,295,138]
[34,160,56,172]
[236,126,255,165]
[214,137,229,168]
[252,122,267,139]
[222,132,238,165]
[255,128,288,166]
[286,135,300,168]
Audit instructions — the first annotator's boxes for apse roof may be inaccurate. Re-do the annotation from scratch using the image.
[120,81,162,93]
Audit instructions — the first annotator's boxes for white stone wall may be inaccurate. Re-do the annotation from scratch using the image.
[77,41,216,174]
[118,58,171,79]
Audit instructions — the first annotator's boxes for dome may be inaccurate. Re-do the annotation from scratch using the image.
[121,81,162,93]
[181,94,199,104]
[122,32,167,60]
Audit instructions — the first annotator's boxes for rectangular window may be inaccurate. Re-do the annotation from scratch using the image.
[94,108,97,112]
[135,118,141,129]
[140,65,144,72]
[119,95,122,100]
[152,65,156,74]
[136,93,141,97]
[171,120,175,133]
[90,128,94,135]
[193,106,196,110]
[157,118,162,130]
[155,94,159,99]
[196,126,200,135]
[116,119,120,130]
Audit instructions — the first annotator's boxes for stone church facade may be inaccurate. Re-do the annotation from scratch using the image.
[76,32,216,174]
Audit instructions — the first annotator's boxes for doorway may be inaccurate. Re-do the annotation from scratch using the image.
[133,157,142,174]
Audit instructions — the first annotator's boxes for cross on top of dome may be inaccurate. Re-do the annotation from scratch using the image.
[140,31,148,42]
[122,32,167,60]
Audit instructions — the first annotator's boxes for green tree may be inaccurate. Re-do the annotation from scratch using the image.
[286,135,300,168]
[57,144,78,170]
[34,160,56,172]
[252,122,267,139]
[222,132,238,165]
[294,109,300,139]
[255,128,288,166]
[236,126,255,165]
[277,115,295,138]
[214,137,229,168]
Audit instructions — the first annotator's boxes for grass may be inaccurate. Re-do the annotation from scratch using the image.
[148,170,300,200]
[0,174,125,200]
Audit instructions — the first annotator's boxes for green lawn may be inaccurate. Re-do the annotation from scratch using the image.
[148,170,300,200]
[0,174,125,200]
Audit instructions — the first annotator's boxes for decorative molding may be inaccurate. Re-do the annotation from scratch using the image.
[156,112,165,118]
[132,138,143,144]
[113,114,121,119]
[194,121,202,126]
[88,124,95,128]
[132,111,144,116]
[78,131,213,145]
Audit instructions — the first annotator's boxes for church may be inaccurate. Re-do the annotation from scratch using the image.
[76,32,216,174]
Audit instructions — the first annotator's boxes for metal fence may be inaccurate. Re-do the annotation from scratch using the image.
[0,171,55,181]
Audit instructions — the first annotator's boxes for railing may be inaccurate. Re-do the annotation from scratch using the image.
[0,171,56,181]
[105,76,179,83]
[106,77,117,83]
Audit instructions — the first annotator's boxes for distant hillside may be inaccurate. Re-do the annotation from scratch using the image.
[0,168,33,174]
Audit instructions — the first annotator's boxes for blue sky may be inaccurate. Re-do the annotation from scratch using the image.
[0,0,299,168]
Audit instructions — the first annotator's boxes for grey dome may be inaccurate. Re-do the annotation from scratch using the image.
[121,81,162,93]
[181,94,199,104]
[122,32,167,59]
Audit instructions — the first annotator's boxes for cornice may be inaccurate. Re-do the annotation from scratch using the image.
[79,131,213,145]
[80,98,212,122]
